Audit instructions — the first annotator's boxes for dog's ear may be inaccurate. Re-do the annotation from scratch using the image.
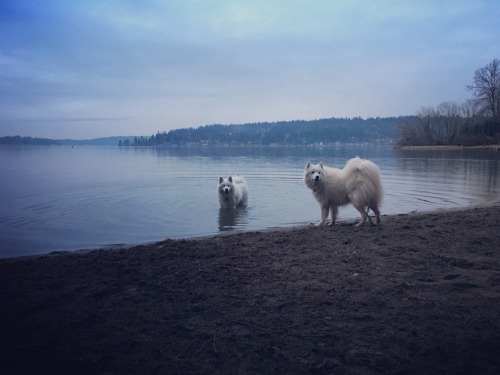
[219,177,224,183]
[319,162,324,169]
[228,176,233,183]
[305,161,311,170]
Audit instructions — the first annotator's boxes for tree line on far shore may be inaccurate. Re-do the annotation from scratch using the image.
[0,136,61,146]
[120,116,411,147]
[397,58,500,146]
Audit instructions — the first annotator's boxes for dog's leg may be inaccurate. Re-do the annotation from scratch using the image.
[330,206,338,225]
[317,204,329,225]
[353,204,368,227]
[371,205,381,225]
[366,208,374,225]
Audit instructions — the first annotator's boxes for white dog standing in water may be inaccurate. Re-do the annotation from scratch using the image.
[304,157,383,226]
[218,176,248,209]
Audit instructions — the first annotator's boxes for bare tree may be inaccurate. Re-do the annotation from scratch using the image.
[397,120,419,146]
[398,59,500,147]
[436,101,462,143]
[466,58,500,119]
[415,106,439,144]
[460,99,485,136]
[460,99,481,119]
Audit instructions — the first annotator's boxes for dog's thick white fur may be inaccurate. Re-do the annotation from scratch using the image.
[304,157,383,226]
[218,176,248,209]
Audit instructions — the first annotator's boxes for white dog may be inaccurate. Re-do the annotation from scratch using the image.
[218,176,248,209]
[304,157,383,226]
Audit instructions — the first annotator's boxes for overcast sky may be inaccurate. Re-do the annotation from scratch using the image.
[1,0,499,139]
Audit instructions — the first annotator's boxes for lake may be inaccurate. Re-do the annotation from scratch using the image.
[0,144,499,258]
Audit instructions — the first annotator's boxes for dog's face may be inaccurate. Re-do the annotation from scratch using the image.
[304,161,325,184]
[218,177,234,195]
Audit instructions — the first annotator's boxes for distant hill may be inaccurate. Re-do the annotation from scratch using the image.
[58,136,137,146]
[0,136,61,146]
[1,116,416,147]
[0,135,137,146]
[124,116,415,146]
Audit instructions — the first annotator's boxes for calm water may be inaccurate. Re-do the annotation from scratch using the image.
[0,144,499,258]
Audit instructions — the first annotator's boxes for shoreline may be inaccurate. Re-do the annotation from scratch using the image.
[1,205,499,374]
[5,201,499,261]
[397,144,500,151]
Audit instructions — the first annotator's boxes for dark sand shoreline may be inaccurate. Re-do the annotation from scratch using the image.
[1,206,499,374]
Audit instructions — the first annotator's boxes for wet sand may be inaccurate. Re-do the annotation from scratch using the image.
[1,206,499,374]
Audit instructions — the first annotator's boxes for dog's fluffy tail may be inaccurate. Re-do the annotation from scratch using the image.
[231,175,247,185]
[360,160,383,206]
[347,158,383,208]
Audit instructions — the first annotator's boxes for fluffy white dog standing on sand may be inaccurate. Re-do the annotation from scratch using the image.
[304,157,383,226]
[218,176,248,209]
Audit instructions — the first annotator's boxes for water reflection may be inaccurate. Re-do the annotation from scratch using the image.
[218,207,248,231]
[131,143,399,160]
[394,149,499,201]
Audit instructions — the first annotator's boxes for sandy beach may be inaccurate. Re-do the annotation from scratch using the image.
[1,206,499,374]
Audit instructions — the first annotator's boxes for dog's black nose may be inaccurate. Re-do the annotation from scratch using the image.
[314,176,320,181]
